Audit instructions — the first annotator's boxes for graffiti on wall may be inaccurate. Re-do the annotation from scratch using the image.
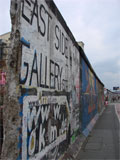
[19,0,80,159]
[0,72,6,85]
[21,91,70,160]
[81,59,97,130]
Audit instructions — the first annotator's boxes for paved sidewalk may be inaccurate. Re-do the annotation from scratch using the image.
[61,107,105,160]
[76,103,120,160]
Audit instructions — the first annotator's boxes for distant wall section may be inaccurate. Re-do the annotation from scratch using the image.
[81,58,98,131]
[97,80,104,112]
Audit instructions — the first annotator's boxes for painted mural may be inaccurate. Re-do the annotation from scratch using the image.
[81,58,97,131]
[19,0,80,159]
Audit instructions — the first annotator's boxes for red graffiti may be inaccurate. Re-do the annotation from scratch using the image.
[0,72,6,85]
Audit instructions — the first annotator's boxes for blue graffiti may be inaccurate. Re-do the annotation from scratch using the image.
[19,111,23,117]
[20,37,30,48]
[19,88,29,104]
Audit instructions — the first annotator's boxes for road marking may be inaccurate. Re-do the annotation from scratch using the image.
[115,103,120,123]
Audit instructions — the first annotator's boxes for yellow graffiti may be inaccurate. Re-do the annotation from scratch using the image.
[30,136,35,151]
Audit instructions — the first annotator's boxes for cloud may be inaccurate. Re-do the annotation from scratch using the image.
[0,0,11,35]
[55,0,120,59]
[94,57,120,89]
[101,71,120,89]
[117,60,120,67]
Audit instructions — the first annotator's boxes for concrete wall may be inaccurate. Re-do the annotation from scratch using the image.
[4,0,80,159]
[1,1,22,159]
[1,0,104,159]
[0,33,10,158]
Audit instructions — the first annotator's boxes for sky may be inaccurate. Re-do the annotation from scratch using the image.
[0,0,120,90]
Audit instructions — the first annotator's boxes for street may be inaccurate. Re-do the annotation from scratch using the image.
[76,103,120,160]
